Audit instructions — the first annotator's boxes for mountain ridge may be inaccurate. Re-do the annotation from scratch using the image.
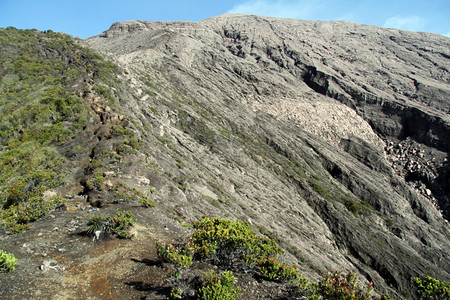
[86,14,449,218]
[84,13,448,294]
[1,14,449,299]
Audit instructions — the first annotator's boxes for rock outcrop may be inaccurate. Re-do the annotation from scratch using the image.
[83,14,449,297]
[1,14,449,299]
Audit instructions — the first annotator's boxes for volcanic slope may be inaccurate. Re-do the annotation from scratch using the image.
[0,14,449,299]
[85,14,450,297]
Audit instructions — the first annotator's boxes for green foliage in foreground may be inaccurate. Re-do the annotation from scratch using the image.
[197,270,240,300]
[156,238,194,273]
[1,195,66,234]
[414,276,450,300]
[156,216,402,299]
[191,216,283,267]
[87,210,136,239]
[256,256,300,281]
[313,270,375,300]
[0,249,17,272]
[0,27,119,233]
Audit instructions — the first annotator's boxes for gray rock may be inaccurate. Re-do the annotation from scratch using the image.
[83,14,449,297]
[1,15,448,300]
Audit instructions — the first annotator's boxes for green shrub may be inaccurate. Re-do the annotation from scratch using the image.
[255,256,301,282]
[86,210,136,239]
[138,196,155,208]
[156,239,194,274]
[344,198,360,215]
[155,217,393,299]
[197,270,240,300]
[316,270,374,300]
[86,215,108,235]
[191,216,282,266]
[156,216,302,283]
[86,170,105,190]
[1,196,66,234]
[108,210,136,239]
[414,276,449,300]
[0,249,17,272]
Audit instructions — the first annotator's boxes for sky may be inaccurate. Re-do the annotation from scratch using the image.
[0,0,449,39]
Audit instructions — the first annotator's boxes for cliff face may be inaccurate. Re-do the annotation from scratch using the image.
[89,14,450,216]
[1,15,449,299]
[85,14,449,295]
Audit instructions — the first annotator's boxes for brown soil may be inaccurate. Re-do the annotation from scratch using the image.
[0,204,174,300]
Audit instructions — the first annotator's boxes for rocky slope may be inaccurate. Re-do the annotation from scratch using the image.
[88,14,450,219]
[1,14,449,299]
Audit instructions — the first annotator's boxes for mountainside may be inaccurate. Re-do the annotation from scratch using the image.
[1,14,449,299]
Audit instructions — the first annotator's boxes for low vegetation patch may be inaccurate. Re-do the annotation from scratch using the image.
[197,270,240,300]
[190,216,284,270]
[314,270,375,300]
[0,27,119,233]
[1,195,66,234]
[86,210,136,239]
[0,249,17,272]
[156,238,194,274]
[153,216,409,299]
[113,182,155,207]
[414,276,449,300]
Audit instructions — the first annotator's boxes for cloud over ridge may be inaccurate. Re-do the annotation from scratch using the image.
[383,15,426,31]
[227,0,449,36]
[227,0,324,20]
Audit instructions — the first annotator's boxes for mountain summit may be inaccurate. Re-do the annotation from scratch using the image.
[1,14,449,299]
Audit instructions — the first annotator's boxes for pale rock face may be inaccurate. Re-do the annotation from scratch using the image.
[252,97,385,151]
[81,14,449,297]
[42,190,58,200]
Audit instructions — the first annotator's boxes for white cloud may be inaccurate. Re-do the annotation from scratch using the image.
[444,31,450,37]
[227,0,324,20]
[226,1,444,35]
[382,15,426,31]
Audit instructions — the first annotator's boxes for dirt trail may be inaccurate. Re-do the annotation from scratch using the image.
[0,208,172,300]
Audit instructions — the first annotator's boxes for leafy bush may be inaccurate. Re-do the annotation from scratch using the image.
[155,217,391,299]
[86,170,105,190]
[109,210,136,238]
[1,196,66,234]
[156,216,309,298]
[191,216,283,267]
[315,270,374,300]
[197,270,240,300]
[87,210,136,239]
[0,249,17,272]
[138,196,156,208]
[255,256,300,282]
[86,215,107,235]
[156,239,194,274]
[414,276,449,300]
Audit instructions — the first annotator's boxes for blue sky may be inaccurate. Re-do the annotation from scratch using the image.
[1,0,449,38]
